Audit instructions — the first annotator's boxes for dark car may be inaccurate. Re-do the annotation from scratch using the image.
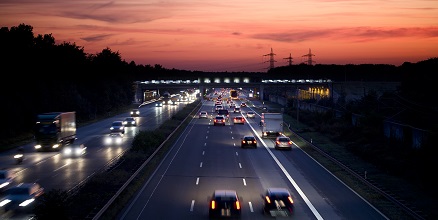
[275,136,292,150]
[123,117,137,127]
[241,136,257,148]
[110,121,125,134]
[130,109,140,117]
[0,183,44,212]
[209,190,241,218]
[218,109,230,121]
[263,187,294,217]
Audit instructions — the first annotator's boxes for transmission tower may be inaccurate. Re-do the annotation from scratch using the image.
[263,48,277,70]
[302,48,315,65]
[283,53,293,66]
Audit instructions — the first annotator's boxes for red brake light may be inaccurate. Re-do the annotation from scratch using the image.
[211,200,216,209]
[288,141,293,145]
[276,141,280,144]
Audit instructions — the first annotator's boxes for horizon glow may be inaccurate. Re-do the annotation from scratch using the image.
[1,0,437,72]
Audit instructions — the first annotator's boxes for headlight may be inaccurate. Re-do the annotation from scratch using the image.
[19,198,35,207]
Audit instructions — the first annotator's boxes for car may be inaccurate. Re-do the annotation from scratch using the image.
[240,102,247,107]
[241,136,257,148]
[123,117,137,126]
[62,144,86,157]
[209,190,241,218]
[233,116,245,124]
[213,115,226,126]
[0,182,44,212]
[263,187,294,217]
[275,136,293,150]
[155,101,163,107]
[215,105,223,112]
[0,170,15,192]
[105,133,123,145]
[217,109,230,121]
[130,109,140,117]
[230,103,236,108]
[246,111,255,118]
[199,111,209,119]
[234,107,241,113]
[110,121,125,134]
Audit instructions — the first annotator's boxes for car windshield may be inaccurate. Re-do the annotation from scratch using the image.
[245,137,255,141]
[112,122,122,126]
[279,137,289,142]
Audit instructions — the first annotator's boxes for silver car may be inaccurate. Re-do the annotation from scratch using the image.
[275,136,293,150]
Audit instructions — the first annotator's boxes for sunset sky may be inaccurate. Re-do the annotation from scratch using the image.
[1,0,437,72]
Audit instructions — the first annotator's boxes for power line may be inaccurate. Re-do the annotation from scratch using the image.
[283,53,293,66]
[263,48,277,70]
[302,48,315,65]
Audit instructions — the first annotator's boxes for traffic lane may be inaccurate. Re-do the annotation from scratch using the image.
[277,139,388,220]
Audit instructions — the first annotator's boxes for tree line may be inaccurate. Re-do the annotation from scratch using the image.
[0,23,437,145]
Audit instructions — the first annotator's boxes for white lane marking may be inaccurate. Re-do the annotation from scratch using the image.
[239,163,242,168]
[202,151,205,155]
[200,162,203,168]
[190,200,195,212]
[247,118,324,220]
[204,143,207,146]
[235,152,238,156]
[196,177,199,185]
[248,202,254,212]
[243,178,247,186]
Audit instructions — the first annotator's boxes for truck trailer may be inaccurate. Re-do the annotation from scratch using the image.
[34,112,77,152]
[260,113,283,138]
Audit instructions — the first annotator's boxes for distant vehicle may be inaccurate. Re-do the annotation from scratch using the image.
[62,144,87,157]
[230,89,238,100]
[209,190,241,218]
[241,136,257,148]
[0,170,15,192]
[261,113,283,138]
[240,102,247,107]
[215,105,224,112]
[246,111,256,118]
[234,107,241,113]
[105,133,123,145]
[199,111,208,119]
[263,188,294,217]
[213,115,226,126]
[34,111,77,152]
[155,101,163,107]
[275,136,293,150]
[0,182,44,212]
[130,109,140,117]
[123,117,137,126]
[233,116,245,124]
[110,121,125,134]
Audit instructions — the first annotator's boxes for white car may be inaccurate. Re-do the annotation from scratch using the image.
[246,111,255,118]
[199,111,208,119]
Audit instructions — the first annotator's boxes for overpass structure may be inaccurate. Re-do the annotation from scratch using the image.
[134,76,400,105]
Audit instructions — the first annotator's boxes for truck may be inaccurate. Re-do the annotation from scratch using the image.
[260,113,283,138]
[34,112,77,152]
[230,89,238,100]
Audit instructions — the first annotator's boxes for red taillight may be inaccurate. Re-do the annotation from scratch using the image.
[288,196,294,204]
[235,201,241,210]
[214,119,217,122]
[288,141,293,145]
[242,140,246,144]
[276,141,280,145]
[211,200,216,209]
[265,196,271,203]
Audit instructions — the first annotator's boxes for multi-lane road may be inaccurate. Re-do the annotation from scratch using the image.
[116,97,388,220]
[0,99,187,219]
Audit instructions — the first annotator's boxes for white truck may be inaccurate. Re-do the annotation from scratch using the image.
[260,113,283,138]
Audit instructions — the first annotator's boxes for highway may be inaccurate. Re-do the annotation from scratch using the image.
[116,95,388,220]
[0,99,188,219]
